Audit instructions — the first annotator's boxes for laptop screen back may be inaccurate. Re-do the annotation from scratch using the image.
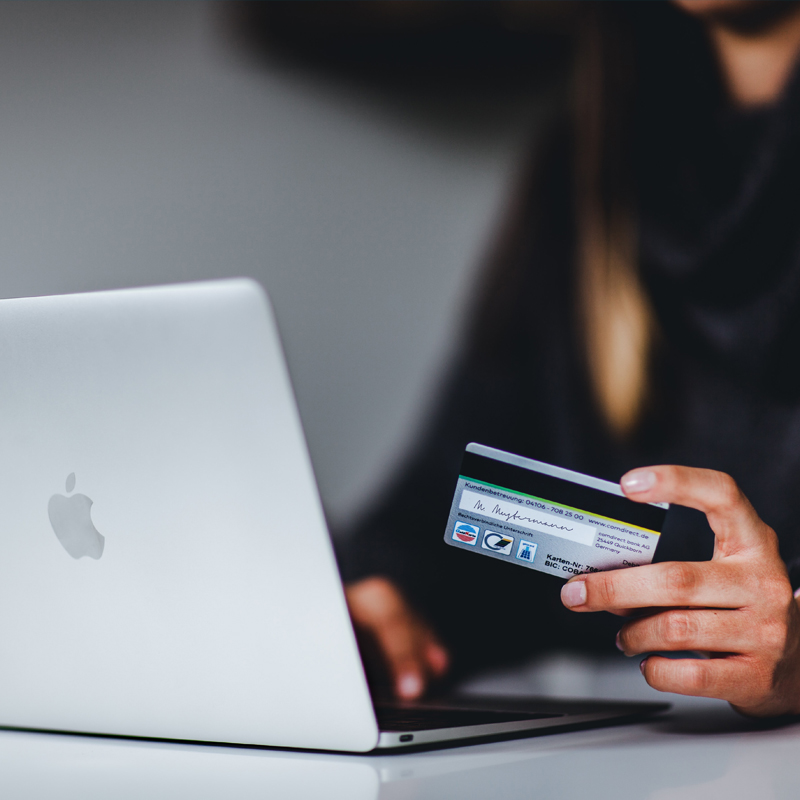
[0,279,378,751]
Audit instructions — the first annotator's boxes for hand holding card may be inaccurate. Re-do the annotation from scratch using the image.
[562,464,800,717]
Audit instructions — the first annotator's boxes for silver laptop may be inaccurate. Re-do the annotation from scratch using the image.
[0,279,666,751]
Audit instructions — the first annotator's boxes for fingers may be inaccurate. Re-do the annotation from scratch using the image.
[620,465,774,555]
[640,655,775,710]
[617,608,757,655]
[376,621,449,699]
[345,577,449,699]
[561,560,751,612]
[371,611,427,699]
[425,638,450,676]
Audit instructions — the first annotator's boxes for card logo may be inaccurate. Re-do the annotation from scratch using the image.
[516,540,538,563]
[452,521,479,546]
[481,531,514,555]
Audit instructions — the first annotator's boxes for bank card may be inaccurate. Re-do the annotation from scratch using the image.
[444,443,668,578]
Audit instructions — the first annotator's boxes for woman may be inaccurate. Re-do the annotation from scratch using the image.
[342,0,800,717]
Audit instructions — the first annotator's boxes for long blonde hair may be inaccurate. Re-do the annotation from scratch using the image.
[575,6,654,438]
[469,6,655,439]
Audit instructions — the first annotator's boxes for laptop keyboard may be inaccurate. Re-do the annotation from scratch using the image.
[375,705,562,732]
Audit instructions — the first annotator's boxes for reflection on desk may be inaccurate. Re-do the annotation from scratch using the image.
[1,656,798,800]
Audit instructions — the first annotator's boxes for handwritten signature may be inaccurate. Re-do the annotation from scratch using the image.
[471,498,575,532]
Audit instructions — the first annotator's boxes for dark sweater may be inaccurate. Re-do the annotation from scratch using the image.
[340,17,800,680]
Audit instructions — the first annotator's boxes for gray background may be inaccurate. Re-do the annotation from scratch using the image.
[0,1,547,532]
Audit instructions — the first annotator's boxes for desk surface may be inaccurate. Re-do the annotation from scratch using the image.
[2,656,797,800]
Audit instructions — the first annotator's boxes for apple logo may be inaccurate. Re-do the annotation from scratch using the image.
[47,472,105,559]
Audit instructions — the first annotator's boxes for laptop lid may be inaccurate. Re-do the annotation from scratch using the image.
[0,279,379,752]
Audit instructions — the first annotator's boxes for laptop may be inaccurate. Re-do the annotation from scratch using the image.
[0,279,667,751]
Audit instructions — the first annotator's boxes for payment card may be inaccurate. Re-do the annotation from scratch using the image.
[444,443,668,578]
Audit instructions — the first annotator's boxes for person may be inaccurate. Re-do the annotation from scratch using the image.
[340,0,800,718]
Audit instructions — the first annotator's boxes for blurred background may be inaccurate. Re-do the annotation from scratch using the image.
[0,1,570,533]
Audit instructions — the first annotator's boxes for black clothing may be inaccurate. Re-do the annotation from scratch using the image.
[340,20,800,680]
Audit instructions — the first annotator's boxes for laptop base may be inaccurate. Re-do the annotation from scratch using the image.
[375,695,670,750]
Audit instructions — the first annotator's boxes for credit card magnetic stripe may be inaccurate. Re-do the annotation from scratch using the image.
[459,451,666,533]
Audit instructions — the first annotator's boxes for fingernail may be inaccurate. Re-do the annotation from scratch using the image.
[621,469,656,493]
[398,673,422,699]
[615,631,623,652]
[639,658,648,676]
[561,581,587,608]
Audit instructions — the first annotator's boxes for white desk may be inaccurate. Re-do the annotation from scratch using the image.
[2,657,797,799]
